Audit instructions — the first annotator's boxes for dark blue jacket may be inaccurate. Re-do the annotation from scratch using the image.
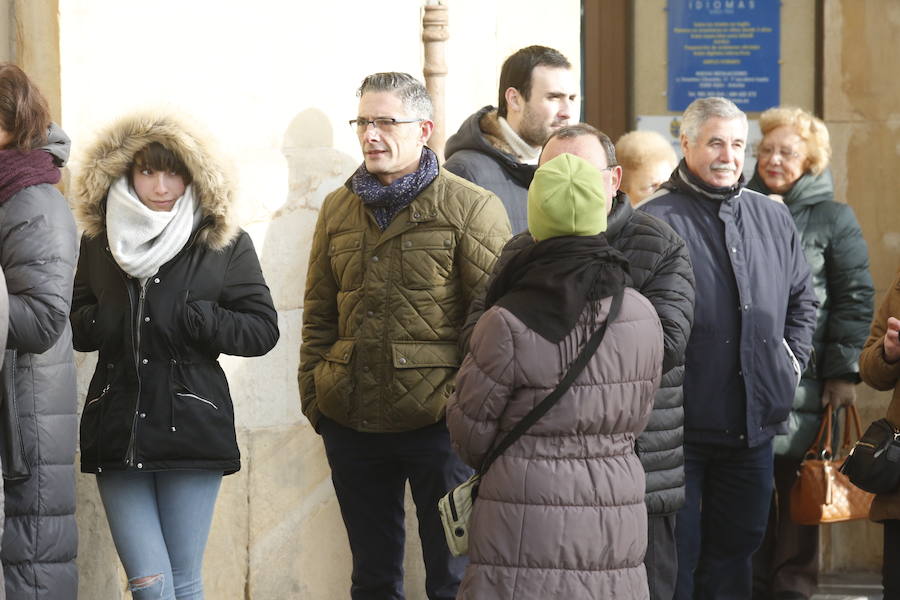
[642,166,818,447]
[748,168,874,458]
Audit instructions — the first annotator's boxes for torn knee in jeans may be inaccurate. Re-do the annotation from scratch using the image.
[129,573,164,590]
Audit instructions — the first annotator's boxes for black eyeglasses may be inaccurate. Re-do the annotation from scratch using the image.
[349,117,424,132]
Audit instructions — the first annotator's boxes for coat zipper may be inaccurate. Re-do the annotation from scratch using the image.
[125,280,148,468]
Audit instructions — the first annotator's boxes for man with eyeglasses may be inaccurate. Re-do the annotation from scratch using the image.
[640,97,818,600]
[299,72,510,600]
[444,45,577,234]
[461,122,695,600]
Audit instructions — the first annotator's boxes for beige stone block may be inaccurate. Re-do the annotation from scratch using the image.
[246,423,351,598]
[76,465,128,600]
[255,207,320,313]
[245,424,428,598]
[203,428,251,599]
[825,0,900,122]
[220,308,304,430]
[833,122,900,289]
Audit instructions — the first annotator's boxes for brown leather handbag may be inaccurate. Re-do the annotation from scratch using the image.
[790,404,874,525]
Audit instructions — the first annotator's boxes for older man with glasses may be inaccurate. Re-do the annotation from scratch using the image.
[299,72,510,600]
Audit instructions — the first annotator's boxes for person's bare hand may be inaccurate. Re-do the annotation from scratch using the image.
[885,316,900,363]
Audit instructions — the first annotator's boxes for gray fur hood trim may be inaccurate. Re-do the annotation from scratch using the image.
[72,110,238,250]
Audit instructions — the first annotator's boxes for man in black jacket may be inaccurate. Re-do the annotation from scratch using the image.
[444,45,577,234]
[462,123,695,600]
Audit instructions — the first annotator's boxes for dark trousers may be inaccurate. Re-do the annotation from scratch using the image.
[884,520,900,598]
[675,439,774,600]
[752,455,818,600]
[646,512,678,600]
[319,417,471,600]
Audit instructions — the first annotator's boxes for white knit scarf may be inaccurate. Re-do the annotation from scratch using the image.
[106,175,199,280]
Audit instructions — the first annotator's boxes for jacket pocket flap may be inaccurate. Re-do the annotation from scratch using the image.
[400,229,456,251]
[328,231,363,256]
[392,341,459,368]
[324,339,356,364]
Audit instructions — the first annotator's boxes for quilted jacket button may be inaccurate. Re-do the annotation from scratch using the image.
[372,256,379,263]
[443,239,451,247]
[403,240,412,248]
[413,212,421,219]
[399,357,407,365]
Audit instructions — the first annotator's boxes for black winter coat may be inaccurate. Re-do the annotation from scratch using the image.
[462,193,695,515]
[70,112,279,476]
[748,168,874,458]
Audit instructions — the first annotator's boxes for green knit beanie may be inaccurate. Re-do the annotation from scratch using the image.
[527,153,608,241]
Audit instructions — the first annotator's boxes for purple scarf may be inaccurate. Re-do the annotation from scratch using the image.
[0,149,60,204]
[350,147,439,230]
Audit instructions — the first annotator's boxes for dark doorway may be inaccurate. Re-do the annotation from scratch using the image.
[582,0,632,142]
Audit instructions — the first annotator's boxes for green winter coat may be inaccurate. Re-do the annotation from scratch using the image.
[299,167,511,433]
[749,168,874,458]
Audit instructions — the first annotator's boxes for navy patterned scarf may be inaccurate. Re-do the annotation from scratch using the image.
[350,147,439,230]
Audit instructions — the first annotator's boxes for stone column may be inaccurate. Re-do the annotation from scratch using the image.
[0,0,12,62]
[422,0,449,163]
[12,0,60,122]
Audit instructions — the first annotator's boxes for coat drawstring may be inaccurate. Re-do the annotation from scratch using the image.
[169,359,177,432]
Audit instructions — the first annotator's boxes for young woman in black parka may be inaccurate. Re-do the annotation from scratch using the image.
[70,111,279,600]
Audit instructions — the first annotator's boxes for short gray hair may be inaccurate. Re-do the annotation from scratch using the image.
[357,72,434,120]
[680,97,746,143]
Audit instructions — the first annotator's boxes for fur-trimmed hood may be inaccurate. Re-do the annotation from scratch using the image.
[72,111,238,250]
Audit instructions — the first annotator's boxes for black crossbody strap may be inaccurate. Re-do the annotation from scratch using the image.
[478,289,624,474]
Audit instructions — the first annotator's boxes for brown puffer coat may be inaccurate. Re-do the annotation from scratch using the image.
[860,266,900,522]
[446,288,663,600]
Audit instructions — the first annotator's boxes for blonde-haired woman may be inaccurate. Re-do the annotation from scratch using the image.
[749,106,874,600]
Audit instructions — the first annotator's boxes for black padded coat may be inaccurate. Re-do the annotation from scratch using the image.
[69,112,279,476]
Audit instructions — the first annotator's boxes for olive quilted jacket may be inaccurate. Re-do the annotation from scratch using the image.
[299,168,511,432]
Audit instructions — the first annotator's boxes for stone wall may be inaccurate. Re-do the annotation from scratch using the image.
[54,1,581,598]
[819,0,900,574]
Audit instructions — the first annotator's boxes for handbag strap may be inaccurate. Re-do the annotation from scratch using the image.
[840,404,864,454]
[478,289,624,475]
[805,404,834,460]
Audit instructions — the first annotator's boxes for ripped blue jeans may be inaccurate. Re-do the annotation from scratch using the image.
[97,470,222,600]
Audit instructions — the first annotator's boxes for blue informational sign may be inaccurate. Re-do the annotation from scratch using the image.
[667,0,780,112]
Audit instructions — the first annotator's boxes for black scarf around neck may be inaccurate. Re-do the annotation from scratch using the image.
[484,234,630,343]
[669,158,745,202]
